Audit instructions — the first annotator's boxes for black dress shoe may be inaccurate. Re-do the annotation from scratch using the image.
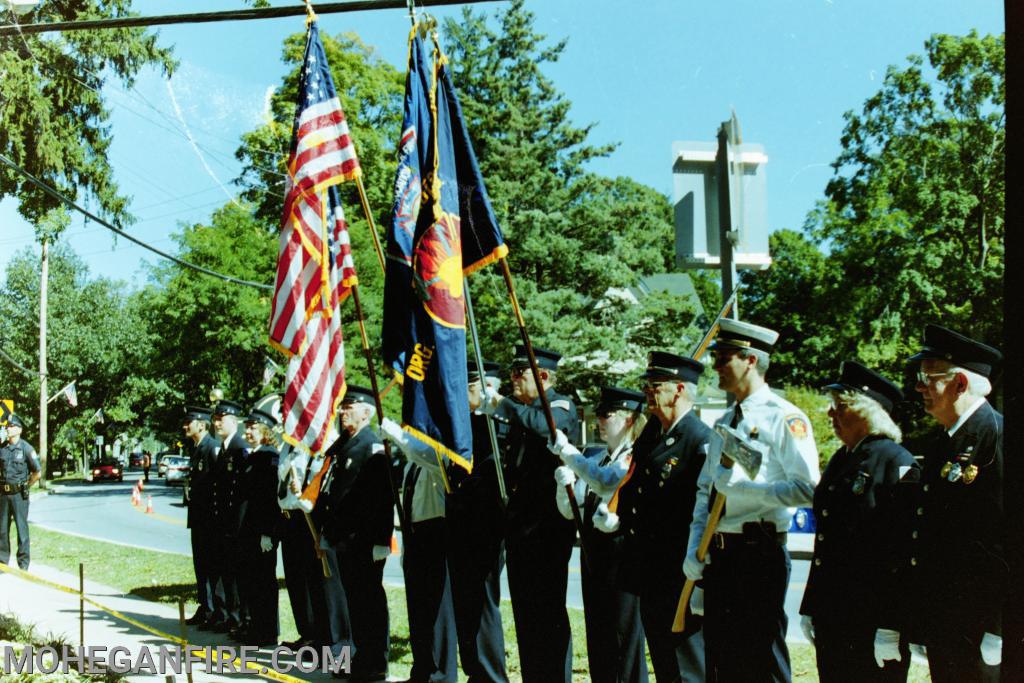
[207,620,230,633]
[246,634,279,648]
[185,612,208,626]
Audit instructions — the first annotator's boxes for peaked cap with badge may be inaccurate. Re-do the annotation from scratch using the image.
[341,385,376,405]
[596,386,645,415]
[510,344,561,371]
[183,405,213,424]
[823,360,904,414]
[6,413,25,429]
[908,323,1002,378]
[641,351,704,383]
[245,408,279,428]
[711,318,780,353]
[468,359,501,383]
[212,399,245,417]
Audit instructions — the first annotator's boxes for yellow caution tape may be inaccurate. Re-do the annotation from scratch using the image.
[0,562,309,683]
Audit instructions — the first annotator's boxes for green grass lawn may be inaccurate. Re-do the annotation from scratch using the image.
[28,524,930,681]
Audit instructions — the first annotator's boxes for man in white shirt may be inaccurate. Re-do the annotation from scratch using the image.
[684,319,820,682]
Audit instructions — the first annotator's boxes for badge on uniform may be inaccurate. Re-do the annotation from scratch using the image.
[661,456,678,480]
[963,464,979,485]
[851,470,871,495]
[227,461,233,472]
[197,462,204,471]
[785,415,808,439]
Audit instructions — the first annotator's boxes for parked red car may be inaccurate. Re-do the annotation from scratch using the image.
[91,458,123,483]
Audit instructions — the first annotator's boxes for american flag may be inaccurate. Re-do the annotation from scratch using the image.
[269,21,359,454]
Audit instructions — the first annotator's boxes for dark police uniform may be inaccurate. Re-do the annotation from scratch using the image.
[0,415,40,570]
[554,386,648,683]
[445,360,509,683]
[316,390,394,681]
[800,360,918,682]
[238,408,283,645]
[496,346,578,683]
[903,325,1005,683]
[618,355,711,683]
[209,400,252,631]
[183,406,222,626]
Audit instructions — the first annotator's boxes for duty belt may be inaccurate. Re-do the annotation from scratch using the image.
[1,482,26,494]
[712,522,787,551]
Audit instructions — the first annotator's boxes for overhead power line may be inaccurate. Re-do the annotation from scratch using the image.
[0,153,273,291]
[0,0,501,36]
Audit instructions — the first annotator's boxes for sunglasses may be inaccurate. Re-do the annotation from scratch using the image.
[916,370,954,385]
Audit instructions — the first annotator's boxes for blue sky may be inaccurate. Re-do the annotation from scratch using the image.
[0,0,1004,288]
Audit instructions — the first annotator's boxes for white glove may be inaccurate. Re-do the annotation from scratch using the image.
[554,465,576,487]
[714,463,749,491]
[980,632,1002,666]
[800,615,815,645]
[484,376,501,392]
[689,587,704,616]
[297,496,313,513]
[380,417,405,445]
[908,643,926,659]
[874,629,902,668]
[592,503,619,533]
[683,549,705,581]
[480,386,504,415]
[260,535,273,553]
[372,544,390,562]
[554,482,574,521]
[547,430,580,462]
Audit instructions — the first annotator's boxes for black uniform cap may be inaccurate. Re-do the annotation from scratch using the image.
[245,408,279,428]
[641,351,704,384]
[212,399,245,417]
[183,405,212,423]
[468,360,501,383]
[511,345,561,371]
[6,413,25,429]
[342,385,376,406]
[596,387,645,415]
[823,361,903,414]
[907,324,1002,378]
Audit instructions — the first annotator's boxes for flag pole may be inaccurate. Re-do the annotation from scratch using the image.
[463,279,508,506]
[354,178,388,277]
[497,256,590,568]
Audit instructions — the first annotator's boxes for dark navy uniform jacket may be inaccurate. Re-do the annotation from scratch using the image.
[315,426,394,551]
[903,400,1005,639]
[498,388,579,544]
[211,430,251,537]
[239,445,282,539]
[0,440,40,486]
[617,412,710,595]
[800,435,920,629]
[187,433,221,529]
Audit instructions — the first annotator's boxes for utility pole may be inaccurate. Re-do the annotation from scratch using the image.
[715,118,740,320]
[38,237,48,489]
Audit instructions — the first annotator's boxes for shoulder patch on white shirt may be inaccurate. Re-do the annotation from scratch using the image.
[785,414,809,439]
[550,399,572,411]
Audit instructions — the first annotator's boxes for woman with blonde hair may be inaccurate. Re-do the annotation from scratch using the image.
[800,361,920,682]
[549,387,649,683]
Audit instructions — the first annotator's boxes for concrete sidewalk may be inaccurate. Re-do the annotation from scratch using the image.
[0,562,341,682]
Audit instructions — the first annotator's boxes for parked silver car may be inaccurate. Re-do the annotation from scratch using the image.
[163,456,192,485]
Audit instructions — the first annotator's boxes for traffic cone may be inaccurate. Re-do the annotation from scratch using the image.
[145,495,153,514]
[138,480,145,493]
[131,489,139,506]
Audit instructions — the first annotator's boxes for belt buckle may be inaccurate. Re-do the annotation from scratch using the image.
[714,533,725,550]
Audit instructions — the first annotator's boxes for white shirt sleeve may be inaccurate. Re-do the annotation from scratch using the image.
[717,413,819,507]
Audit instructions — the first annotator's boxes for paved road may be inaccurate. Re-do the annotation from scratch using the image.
[31,472,811,643]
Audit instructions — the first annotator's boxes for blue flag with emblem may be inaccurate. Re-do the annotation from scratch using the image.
[382,31,510,472]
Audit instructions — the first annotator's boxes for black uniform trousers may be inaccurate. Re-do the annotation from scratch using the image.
[924,629,1000,683]
[580,536,647,683]
[506,519,575,683]
[336,543,390,678]
[318,543,355,657]
[814,622,909,682]
[0,491,30,569]
[189,519,220,619]
[217,535,244,627]
[281,511,319,643]
[240,531,280,641]
[704,533,791,682]
[446,523,508,682]
[638,570,702,683]
[404,518,457,682]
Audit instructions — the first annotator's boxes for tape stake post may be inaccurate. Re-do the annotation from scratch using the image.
[79,562,84,649]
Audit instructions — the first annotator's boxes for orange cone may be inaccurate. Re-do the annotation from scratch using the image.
[131,489,139,506]
[138,480,145,492]
[145,495,153,514]
[389,534,399,555]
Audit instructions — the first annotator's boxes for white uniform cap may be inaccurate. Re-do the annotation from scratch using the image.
[712,318,779,353]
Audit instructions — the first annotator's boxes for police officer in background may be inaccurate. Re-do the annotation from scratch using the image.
[481,346,578,683]
[0,414,41,570]
[548,386,649,683]
[685,319,820,682]
[902,325,1004,682]
[619,355,714,681]
[316,386,395,682]
[799,361,919,681]
[449,360,509,683]
[209,399,252,635]
[238,407,284,647]
[182,405,222,627]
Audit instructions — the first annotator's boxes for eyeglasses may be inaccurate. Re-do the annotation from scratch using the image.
[641,380,673,392]
[510,367,529,378]
[916,370,954,385]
